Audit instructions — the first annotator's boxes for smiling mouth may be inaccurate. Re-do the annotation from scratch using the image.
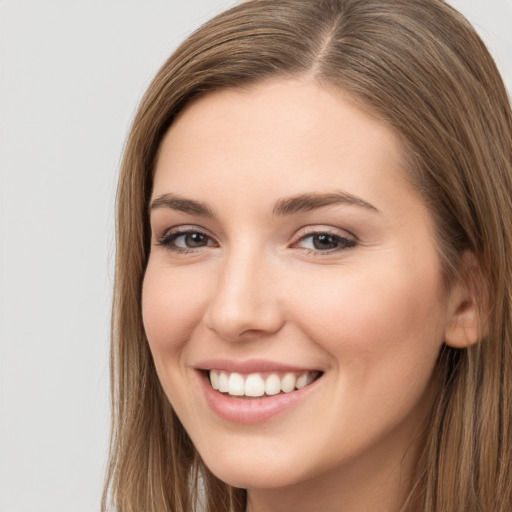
[208,370,322,398]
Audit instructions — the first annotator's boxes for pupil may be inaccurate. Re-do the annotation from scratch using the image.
[186,233,206,247]
[313,234,337,250]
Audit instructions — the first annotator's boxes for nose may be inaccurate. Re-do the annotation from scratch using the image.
[203,248,285,342]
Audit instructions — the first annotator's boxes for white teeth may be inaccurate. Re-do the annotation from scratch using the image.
[209,370,319,397]
[218,371,229,393]
[245,374,266,397]
[265,373,281,396]
[210,369,220,390]
[280,372,296,393]
[296,373,308,389]
[228,372,245,396]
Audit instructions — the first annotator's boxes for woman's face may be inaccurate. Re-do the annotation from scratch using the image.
[143,80,458,495]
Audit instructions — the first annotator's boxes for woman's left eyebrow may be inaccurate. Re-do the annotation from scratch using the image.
[272,191,381,216]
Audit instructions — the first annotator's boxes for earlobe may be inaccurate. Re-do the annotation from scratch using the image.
[444,251,487,349]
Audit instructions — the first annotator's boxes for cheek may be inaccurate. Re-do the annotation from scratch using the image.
[286,261,446,456]
[141,261,208,358]
[292,259,446,378]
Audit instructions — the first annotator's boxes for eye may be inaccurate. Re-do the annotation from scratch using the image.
[157,228,217,252]
[294,231,357,253]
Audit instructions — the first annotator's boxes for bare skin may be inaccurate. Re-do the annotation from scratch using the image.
[143,79,476,512]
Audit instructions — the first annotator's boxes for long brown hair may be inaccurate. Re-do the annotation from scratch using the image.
[103,1,512,510]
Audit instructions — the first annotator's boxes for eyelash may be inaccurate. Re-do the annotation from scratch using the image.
[293,230,357,254]
[156,227,357,255]
[157,228,218,254]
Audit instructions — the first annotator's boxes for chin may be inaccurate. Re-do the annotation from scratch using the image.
[196,437,321,491]
[204,459,303,490]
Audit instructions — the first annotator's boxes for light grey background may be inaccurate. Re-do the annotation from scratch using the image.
[0,1,510,511]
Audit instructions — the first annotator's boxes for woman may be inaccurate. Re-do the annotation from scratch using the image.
[103,1,512,511]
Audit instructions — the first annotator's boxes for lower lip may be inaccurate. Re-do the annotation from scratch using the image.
[198,371,321,424]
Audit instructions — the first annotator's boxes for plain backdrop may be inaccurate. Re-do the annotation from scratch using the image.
[0,1,510,511]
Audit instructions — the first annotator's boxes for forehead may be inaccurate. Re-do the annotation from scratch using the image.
[152,79,416,214]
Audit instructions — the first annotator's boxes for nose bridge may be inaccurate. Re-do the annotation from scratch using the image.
[204,242,283,341]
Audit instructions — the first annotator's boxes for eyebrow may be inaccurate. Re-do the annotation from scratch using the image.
[149,193,214,217]
[272,191,380,216]
[149,190,380,217]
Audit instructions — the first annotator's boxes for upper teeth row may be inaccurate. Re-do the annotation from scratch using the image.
[209,370,317,397]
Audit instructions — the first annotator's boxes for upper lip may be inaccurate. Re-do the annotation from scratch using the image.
[194,358,321,373]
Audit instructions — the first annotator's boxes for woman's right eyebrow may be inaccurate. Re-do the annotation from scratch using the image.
[149,193,214,217]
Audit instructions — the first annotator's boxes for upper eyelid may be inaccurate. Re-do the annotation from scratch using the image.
[293,225,357,241]
[155,226,218,248]
[157,224,214,239]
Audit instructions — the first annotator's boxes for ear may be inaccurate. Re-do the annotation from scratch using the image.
[444,251,487,349]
